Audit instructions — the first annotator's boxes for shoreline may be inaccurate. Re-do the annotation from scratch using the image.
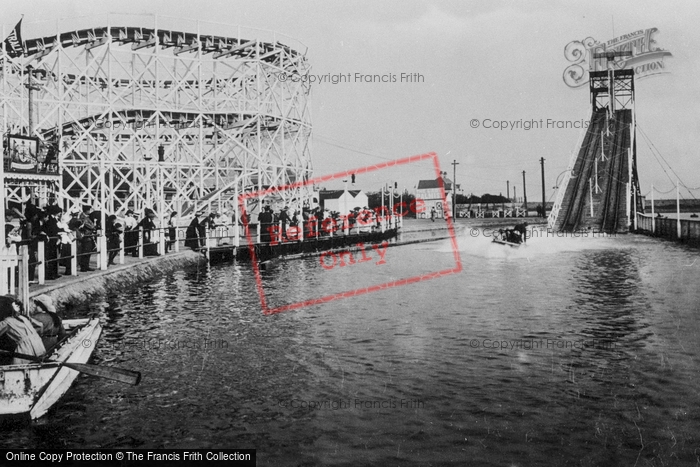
[25,217,549,311]
[30,250,205,313]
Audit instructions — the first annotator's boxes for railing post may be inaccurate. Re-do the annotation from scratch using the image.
[138,227,144,258]
[38,240,46,285]
[204,225,210,260]
[99,232,108,271]
[234,220,240,247]
[0,252,8,295]
[651,184,655,234]
[174,226,180,253]
[17,245,29,309]
[118,232,125,264]
[159,226,166,255]
[70,239,78,276]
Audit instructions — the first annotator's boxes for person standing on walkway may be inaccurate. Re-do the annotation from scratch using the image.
[123,210,138,257]
[279,206,291,239]
[185,210,203,250]
[105,214,123,265]
[257,205,273,243]
[166,212,178,253]
[78,205,96,272]
[138,209,160,256]
[44,205,64,280]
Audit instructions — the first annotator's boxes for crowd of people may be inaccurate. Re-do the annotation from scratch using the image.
[2,202,186,282]
[3,200,399,286]
[255,204,389,244]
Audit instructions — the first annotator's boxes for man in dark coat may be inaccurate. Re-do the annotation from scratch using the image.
[44,204,63,279]
[279,206,291,239]
[78,205,96,271]
[138,208,160,256]
[185,211,203,250]
[257,206,273,243]
[513,221,529,244]
[31,294,66,350]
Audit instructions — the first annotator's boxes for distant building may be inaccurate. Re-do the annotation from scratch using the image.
[415,172,454,218]
[319,190,368,215]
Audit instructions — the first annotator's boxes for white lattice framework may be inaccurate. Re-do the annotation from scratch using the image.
[2,14,313,222]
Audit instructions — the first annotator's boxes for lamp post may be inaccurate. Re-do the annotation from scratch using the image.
[540,157,546,218]
[451,160,459,219]
[157,144,166,254]
[522,170,528,216]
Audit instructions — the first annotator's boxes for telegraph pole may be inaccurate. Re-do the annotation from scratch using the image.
[540,157,546,218]
[451,159,459,219]
[522,170,528,216]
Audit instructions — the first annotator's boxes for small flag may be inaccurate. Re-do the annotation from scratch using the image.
[4,18,24,58]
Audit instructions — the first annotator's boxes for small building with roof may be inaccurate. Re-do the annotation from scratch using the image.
[415,172,454,219]
[319,190,368,215]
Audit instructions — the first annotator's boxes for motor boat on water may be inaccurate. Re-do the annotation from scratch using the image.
[492,228,526,248]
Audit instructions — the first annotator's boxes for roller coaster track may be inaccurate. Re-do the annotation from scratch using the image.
[22,25,302,62]
[39,108,302,141]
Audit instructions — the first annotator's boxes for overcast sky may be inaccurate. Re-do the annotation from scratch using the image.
[3,0,699,201]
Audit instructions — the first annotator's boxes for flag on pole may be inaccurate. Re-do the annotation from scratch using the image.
[4,18,24,58]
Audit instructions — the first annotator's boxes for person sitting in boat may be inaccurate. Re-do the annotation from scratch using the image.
[0,295,46,365]
[513,222,528,244]
[500,228,515,244]
[499,228,521,244]
[30,294,66,350]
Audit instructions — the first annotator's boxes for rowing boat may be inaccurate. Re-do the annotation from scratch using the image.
[0,317,102,419]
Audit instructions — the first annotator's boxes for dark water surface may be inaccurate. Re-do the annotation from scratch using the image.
[2,230,700,466]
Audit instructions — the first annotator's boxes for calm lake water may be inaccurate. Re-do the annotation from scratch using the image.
[2,227,699,466]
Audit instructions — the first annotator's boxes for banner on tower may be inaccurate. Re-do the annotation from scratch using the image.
[563,28,672,88]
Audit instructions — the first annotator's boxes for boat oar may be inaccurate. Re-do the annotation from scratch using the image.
[0,350,141,386]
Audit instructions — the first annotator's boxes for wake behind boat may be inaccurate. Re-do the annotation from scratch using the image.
[0,317,101,419]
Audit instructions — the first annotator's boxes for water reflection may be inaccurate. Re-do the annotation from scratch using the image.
[572,249,651,341]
